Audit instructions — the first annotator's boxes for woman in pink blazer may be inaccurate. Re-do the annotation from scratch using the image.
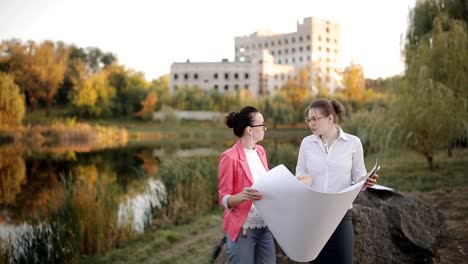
[218,106,276,264]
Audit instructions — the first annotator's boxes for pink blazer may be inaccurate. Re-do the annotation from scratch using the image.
[218,140,269,241]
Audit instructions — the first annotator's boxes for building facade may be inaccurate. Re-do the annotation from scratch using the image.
[170,17,342,97]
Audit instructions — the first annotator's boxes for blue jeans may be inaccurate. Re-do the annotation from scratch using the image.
[226,227,276,264]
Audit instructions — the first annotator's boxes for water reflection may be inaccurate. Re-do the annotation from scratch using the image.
[118,178,166,233]
[0,136,302,261]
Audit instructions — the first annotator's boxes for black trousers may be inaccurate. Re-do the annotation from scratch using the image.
[310,209,354,264]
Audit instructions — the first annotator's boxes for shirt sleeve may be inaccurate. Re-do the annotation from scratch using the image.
[351,137,367,184]
[295,139,308,177]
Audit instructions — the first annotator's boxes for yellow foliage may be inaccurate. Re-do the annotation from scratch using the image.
[280,67,311,110]
[342,63,365,101]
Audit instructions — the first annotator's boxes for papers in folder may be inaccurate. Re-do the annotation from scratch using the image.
[252,163,377,262]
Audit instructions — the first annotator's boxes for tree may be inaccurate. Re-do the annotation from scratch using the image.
[108,65,149,117]
[70,71,115,117]
[0,72,25,127]
[136,91,158,120]
[341,63,366,101]
[373,0,468,169]
[280,66,311,111]
[0,40,69,109]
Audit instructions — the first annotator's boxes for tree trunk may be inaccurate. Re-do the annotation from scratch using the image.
[425,154,434,171]
[447,141,453,158]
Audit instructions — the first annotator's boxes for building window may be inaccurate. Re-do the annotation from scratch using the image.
[234,73,238,79]
[285,48,288,54]
[245,73,249,79]
[224,85,229,91]
[278,40,281,45]
[244,84,249,90]
[272,51,275,55]
[278,59,281,64]
[214,73,218,79]
[318,36,322,41]
[299,36,303,42]
[278,50,282,55]
[265,42,268,47]
[271,41,275,46]
[225,73,229,79]
[326,48,330,53]
[194,73,198,79]
[292,47,295,53]
[281,74,285,80]
[292,57,295,63]
[326,27,330,33]
[234,84,239,90]
[274,74,277,80]
[184,73,188,80]
[318,46,322,51]
[285,39,288,44]
[292,37,295,43]
[174,74,178,80]
[326,58,330,63]
[300,57,303,62]
[214,85,219,90]
[306,45,310,51]
[307,35,310,40]
[326,37,330,43]
[299,47,303,52]
[307,55,311,61]
[326,67,330,74]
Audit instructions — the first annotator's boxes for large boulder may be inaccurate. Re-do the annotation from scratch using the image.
[213,188,447,263]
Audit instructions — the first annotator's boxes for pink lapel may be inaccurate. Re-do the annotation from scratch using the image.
[235,140,254,184]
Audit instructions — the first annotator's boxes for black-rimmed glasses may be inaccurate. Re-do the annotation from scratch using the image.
[251,122,267,131]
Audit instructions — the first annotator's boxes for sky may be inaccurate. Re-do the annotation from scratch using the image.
[0,0,416,81]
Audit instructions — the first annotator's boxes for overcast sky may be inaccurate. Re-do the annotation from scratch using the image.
[0,0,416,80]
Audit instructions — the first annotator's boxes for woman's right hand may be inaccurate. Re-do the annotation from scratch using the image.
[298,174,312,186]
[240,187,263,201]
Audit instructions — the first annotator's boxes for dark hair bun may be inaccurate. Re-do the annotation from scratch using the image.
[331,99,345,116]
[225,112,237,128]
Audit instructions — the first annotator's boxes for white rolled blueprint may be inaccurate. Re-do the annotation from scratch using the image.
[252,164,368,262]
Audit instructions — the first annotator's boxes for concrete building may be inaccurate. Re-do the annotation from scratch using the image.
[170,17,342,97]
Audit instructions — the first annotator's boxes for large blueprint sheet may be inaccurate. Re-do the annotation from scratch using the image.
[252,165,367,262]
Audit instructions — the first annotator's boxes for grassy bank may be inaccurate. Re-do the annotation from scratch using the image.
[83,148,467,264]
[80,209,224,264]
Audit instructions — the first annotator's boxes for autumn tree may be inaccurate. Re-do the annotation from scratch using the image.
[136,91,158,120]
[341,63,366,101]
[1,40,68,109]
[280,66,311,111]
[0,72,25,127]
[70,71,115,117]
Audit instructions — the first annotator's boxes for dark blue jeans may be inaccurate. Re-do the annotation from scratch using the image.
[226,226,276,264]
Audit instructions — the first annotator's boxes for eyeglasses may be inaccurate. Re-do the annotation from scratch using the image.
[305,116,327,124]
[251,122,267,131]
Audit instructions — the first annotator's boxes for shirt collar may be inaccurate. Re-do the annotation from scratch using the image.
[310,125,349,142]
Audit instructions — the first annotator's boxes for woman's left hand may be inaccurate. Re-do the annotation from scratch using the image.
[364,174,379,188]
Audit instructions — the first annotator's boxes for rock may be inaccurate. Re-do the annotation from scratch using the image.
[212,188,447,263]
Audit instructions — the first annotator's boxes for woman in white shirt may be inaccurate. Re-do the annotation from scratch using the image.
[295,98,378,264]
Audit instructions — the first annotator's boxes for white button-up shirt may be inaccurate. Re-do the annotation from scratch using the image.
[295,126,367,193]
